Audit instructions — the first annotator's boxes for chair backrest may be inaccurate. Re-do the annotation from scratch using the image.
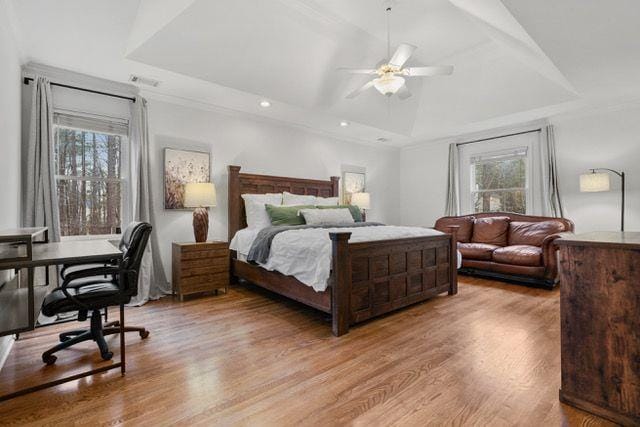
[119,221,152,297]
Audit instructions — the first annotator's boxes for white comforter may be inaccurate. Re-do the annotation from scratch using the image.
[231,225,459,292]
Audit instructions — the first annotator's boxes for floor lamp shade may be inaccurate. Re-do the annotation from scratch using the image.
[579,168,625,231]
[579,172,610,192]
[184,183,217,242]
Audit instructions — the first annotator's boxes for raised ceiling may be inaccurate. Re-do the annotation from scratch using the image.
[8,0,640,146]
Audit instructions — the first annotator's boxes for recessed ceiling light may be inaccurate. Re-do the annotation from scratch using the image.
[340,121,350,127]
[259,100,271,108]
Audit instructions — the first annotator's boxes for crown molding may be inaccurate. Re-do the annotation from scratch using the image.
[141,89,398,151]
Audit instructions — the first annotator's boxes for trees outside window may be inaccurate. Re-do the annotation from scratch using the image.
[470,150,527,214]
[54,126,125,236]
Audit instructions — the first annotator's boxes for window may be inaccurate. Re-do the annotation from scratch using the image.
[470,148,528,214]
[54,112,128,236]
[459,130,538,215]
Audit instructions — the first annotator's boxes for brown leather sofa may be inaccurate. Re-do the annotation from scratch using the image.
[435,212,574,288]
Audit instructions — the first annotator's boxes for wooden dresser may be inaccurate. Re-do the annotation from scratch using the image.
[172,241,229,300]
[556,232,640,426]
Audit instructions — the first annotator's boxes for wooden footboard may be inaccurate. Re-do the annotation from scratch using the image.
[330,228,458,336]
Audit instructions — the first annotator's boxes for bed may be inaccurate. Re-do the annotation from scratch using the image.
[228,165,458,336]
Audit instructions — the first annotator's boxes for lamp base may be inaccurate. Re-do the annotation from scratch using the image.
[192,207,209,243]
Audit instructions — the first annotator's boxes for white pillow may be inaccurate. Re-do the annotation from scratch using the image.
[299,208,355,226]
[242,193,282,229]
[283,191,316,205]
[314,196,339,206]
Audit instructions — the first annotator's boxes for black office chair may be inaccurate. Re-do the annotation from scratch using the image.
[41,222,152,365]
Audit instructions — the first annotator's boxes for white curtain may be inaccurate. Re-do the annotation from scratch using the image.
[24,77,61,242]
[538,125,564,217]
[128,96,170,305]
[444,143,460,216]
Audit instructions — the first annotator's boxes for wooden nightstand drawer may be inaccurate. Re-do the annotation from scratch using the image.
[172,241,229,300]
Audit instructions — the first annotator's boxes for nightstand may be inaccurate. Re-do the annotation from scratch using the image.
[171,241,229,300]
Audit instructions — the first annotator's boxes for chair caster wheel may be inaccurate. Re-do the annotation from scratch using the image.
[140,330,149,339]
[101,351,113,361]
[43,354,57,365]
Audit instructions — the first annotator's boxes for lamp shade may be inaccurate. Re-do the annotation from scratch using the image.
[184,182,217,207]
[351,192,371,209]
[374,75,405,95]
[580,172,610,192]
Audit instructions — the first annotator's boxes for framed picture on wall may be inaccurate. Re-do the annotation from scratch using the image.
[163,148,211,209]
[342,168,366,204]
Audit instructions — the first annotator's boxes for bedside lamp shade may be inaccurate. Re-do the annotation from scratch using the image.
[351,192,370,210]
[184,183,217,207]
[579,172,610,193]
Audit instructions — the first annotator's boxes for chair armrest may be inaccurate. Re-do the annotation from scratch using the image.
[59,266,123,310]
[60,260,118,280]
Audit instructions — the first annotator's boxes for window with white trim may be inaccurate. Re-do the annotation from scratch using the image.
[459,130,538,215]
[470,148,528,214]
[53,112,128,236]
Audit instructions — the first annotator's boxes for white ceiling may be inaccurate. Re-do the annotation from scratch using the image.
[7,0,640,147]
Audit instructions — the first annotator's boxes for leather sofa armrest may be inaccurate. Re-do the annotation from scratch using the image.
[541,233,571,278]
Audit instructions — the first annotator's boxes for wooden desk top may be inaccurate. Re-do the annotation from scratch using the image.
[0,240,122,269]
[0,227,47,240]
[556,231,640,250]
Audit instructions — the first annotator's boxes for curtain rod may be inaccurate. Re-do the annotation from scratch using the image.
[23,77,136,103]
[455,128,542,147]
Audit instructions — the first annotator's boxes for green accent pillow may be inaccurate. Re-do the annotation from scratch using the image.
[317,205,363,222]
[265,204,316,226]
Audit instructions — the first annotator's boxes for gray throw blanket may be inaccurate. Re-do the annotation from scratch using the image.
[247,222,384,264]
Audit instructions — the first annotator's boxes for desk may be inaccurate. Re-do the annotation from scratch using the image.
[0,229,124,401]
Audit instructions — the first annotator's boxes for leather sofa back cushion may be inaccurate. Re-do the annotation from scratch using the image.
[471,216,510,246]
[434,217,474,243]
[508,221,565,247]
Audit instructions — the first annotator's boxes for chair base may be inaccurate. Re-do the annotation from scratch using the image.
[42,310,149,365]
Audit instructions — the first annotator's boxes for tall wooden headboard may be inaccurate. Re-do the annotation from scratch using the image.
[228,165,340,241]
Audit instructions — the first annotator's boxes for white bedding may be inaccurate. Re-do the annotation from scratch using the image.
[231,225,462,292]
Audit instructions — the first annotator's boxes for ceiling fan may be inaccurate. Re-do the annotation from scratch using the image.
[339,3,453,100]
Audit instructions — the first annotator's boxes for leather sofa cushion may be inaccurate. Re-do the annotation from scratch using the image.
[434,216,474,243]
[471,216,510,246]
[458,243,500,261]
[492,245,542,267]
[508,221,565,247]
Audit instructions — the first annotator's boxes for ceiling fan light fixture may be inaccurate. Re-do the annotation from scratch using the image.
[373,75,405,95]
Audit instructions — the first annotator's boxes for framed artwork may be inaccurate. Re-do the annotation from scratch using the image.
[342,170,366,204]
[163,148,211,209]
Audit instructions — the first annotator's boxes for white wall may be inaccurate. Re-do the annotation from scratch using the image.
[0,0,23,368]
[147,99,401,279]
[400,105,640,233]
[551,105,640,232]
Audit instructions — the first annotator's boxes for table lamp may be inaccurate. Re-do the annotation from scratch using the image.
[351,192,370,221]
[184,182,217,242]
[579,168,625,231]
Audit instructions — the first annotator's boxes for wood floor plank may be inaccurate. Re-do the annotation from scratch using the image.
[0,277,615,426]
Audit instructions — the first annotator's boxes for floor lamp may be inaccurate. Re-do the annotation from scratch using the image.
[579,168,626,231]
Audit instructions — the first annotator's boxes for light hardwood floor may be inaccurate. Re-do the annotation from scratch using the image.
[0,277,614,426]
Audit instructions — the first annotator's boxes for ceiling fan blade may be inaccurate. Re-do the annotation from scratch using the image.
[346,80,375,99]
[389,43,417,68]
[403,65,454,77]
[337,68,378,75]
[397,84,412,100]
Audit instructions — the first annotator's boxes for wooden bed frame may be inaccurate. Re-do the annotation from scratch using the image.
[228,165,458,336]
